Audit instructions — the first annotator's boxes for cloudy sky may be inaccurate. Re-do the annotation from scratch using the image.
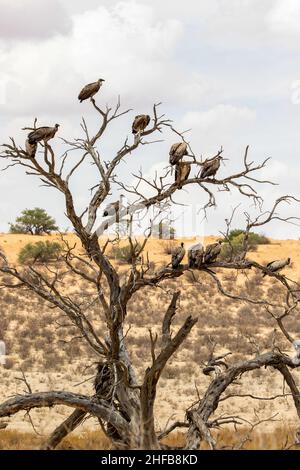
[1,0,300,238]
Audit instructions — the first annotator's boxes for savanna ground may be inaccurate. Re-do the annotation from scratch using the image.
[0,233,300,450]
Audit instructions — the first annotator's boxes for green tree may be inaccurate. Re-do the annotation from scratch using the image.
[9,208,58,235]
[18,241,62,264]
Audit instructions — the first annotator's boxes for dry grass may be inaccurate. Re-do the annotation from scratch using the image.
[0,427,297,450]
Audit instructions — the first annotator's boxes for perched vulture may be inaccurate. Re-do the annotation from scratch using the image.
[78,79,105,103]
[132,115,150,135]
[175,162,191,189]
[169,142,188,165]
[25,139,37,158]
[103,195,125,217]
[188,242,204,268]
[28,124,60,144]
[263,258,291,277]
[200,156,222,179]
[94,362,113,400]
[203,241,222,264]
[172,242,185,269]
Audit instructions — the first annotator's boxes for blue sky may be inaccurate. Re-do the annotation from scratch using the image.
[0,0,300,238]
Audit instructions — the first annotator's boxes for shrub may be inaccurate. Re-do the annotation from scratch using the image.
[162,240,177,255]
[220,230,269,260]
[18,241,62,264]
[111,243,142,264]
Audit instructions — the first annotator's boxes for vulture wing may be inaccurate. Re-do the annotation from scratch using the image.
[25,139,37,158]
[175,163,191,189]
[169,142,188,165]
[266,260,279,269]
[28,125,59,144]
[28,127,49,144]
[172,246,185,268]
[132,115,150,134]
[204,243,221,263]
[200,158,221,179]
[78,81,100,102]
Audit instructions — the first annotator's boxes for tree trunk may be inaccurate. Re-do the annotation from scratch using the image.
[140,371,160,449]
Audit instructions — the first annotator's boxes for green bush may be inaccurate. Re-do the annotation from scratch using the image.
[221,230,269,260]
[227,229,269,245]
[18,241,62,264]
[111,243,142,264]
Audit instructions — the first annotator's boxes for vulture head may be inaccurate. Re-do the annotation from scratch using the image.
[98,78,105,83]
[287,257,291,264]
[55,124,60,130]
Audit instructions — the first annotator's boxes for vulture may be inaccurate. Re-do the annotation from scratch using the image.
[169,142,188,165]
[27,124,60,144]
[203,241,222,264]
[188,242,204,268]
[172,242,185,269]
[132,115,150,135]
[25,139,37,158]
[78,79,105,102]
[263,258,291,277]
[200,155,222,179]
[175,162,191,189]
[94,362,113,400]
[103,195,125,217]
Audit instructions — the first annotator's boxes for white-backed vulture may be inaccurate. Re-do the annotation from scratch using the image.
[28,124,60,144]
[78,79,105,103]
[263,258,291,277]
[203,241,222,263]
[132,115,150,135]
[103,195,125,217]
[172,242,185,269]
[188,242,204,268]
[175,162,191,189]
[25,139,37,158]
[169,142,188,165]
[200,156,222,179]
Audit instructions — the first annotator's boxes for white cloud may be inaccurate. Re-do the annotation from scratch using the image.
[0,2,186,118]
[179,105,256,156]
[0,0,72,40]
[267,0,300,35]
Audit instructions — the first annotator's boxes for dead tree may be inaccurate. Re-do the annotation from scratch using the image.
[1,92,300,450]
